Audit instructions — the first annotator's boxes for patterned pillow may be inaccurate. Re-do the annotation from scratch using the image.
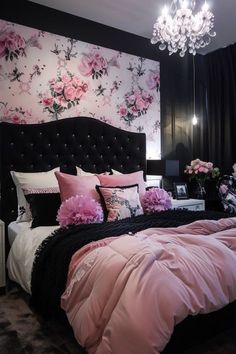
[96,184,143,222]
[10,168,60,223]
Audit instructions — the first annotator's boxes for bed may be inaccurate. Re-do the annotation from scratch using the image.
[1,117,236,354]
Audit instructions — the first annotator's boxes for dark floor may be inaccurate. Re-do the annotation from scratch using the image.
[1,286,236,354]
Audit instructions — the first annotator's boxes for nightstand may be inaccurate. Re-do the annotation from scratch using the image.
[0,220,6,289]
[171,198,205,211]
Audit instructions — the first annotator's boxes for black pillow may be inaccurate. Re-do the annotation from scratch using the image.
[25,193,61,228]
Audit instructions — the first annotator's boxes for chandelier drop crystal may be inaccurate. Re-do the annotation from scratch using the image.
[151,0,216,57]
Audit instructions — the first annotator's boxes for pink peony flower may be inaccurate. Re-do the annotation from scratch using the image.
[142,188,172,214]
[119,106,128,116]
[61,75,71,84]
[42,97,54,107]
[53,81,64,94]
[146,71,160,90]
[82,82,88,92]
[64,85,76,101]
[75,86,83,99]
[57,195,103,227]
[58,95,67,107]
[135,97,146,110]
[78,56,93,76]
[11,114,21,123]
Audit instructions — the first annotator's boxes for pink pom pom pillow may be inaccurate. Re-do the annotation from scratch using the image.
[97,171,146,200]
[55,171,100,203]
[57,195,103,227]
[96,184,143,222]
[142,188,172,214]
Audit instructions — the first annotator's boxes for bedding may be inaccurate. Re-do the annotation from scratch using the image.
[7,223,59,293]
[8,221,31,246]
[27,209,233,353]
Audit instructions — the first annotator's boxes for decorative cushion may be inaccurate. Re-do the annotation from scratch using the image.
[97,171,146,200]
[96,184,143,222]
[24,188,61,228]
[217,175,236,213]
[142,187,172,214]
[57,195,103,227]
[55,171,100,203]
[10,167,60,223]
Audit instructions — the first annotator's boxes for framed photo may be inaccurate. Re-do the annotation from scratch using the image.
[174,182,189,200]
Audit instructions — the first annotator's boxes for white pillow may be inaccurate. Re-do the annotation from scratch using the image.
[10,167,60,223]
[111,169,122,175]
[76,166,95,176]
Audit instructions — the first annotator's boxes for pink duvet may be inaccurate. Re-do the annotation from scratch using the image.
[61,217,236,354]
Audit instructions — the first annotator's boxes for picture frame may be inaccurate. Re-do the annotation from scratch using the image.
[174,182,189,200]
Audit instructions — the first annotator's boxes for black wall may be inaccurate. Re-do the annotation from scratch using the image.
[1,0,194,175]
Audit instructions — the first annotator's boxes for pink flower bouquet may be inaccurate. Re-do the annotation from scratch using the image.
[142,188,172,214]
[184,159,220,185]
[57,195,103,227]
[39,72,88,119]
[118,88,153,126]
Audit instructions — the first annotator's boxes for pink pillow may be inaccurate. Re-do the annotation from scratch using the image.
[97,171,146,199]
[55,171,100,202]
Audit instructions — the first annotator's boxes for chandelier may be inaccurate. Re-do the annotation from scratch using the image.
[151,0,216,56]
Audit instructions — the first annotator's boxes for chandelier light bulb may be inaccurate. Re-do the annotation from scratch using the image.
[202,2,209,11]
[180,0,188,9]
[192,114,198,125]
[151,0,216,56]
[162,5,169,15]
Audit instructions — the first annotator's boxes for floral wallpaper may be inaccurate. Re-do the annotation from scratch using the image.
[0,20,160,158]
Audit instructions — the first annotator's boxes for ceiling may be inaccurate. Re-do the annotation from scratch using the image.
[29,0,236,55]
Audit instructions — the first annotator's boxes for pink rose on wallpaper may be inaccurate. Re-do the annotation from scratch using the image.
[135,97,146,110]
[118,88,153,126]
[53,82,64,94]
[78,52,108,79]
[61,74,71,84]
[0,103,41,124]
[146,70,160,92]
[119,107,128,116]
[64,85,76,101]
[39,71,88,119]
[42,97,54,107]
[0,26,42,61]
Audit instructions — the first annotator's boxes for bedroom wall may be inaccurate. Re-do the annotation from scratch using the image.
[1,0,193,174]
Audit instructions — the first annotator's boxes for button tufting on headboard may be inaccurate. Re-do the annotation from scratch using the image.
[0,117,146,224]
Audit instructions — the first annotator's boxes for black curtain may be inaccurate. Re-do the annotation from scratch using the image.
[195,44,236,174]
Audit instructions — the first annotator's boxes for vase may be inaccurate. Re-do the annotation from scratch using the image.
[194,181,206,199]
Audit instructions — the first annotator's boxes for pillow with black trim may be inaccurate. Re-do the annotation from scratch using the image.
[10,167,60,223]
[96,184,143,222]
[24,188,61,228]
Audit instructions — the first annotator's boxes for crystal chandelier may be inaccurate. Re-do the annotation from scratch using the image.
[151,0,216,57]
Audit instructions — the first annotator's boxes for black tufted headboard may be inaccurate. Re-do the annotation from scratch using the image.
[0,117,146,225]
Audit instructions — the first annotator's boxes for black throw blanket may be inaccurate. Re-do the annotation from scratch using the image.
[31,209,230,322]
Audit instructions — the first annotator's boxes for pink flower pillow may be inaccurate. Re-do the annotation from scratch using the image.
[97,171,146,200]
[142,188,172,214]
[96,184,143,222]
[55,171,100,203]
[57,195,103,227]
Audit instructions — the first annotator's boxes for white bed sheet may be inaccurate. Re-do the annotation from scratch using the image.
[8,221,31,246]
[7,224,59,294]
